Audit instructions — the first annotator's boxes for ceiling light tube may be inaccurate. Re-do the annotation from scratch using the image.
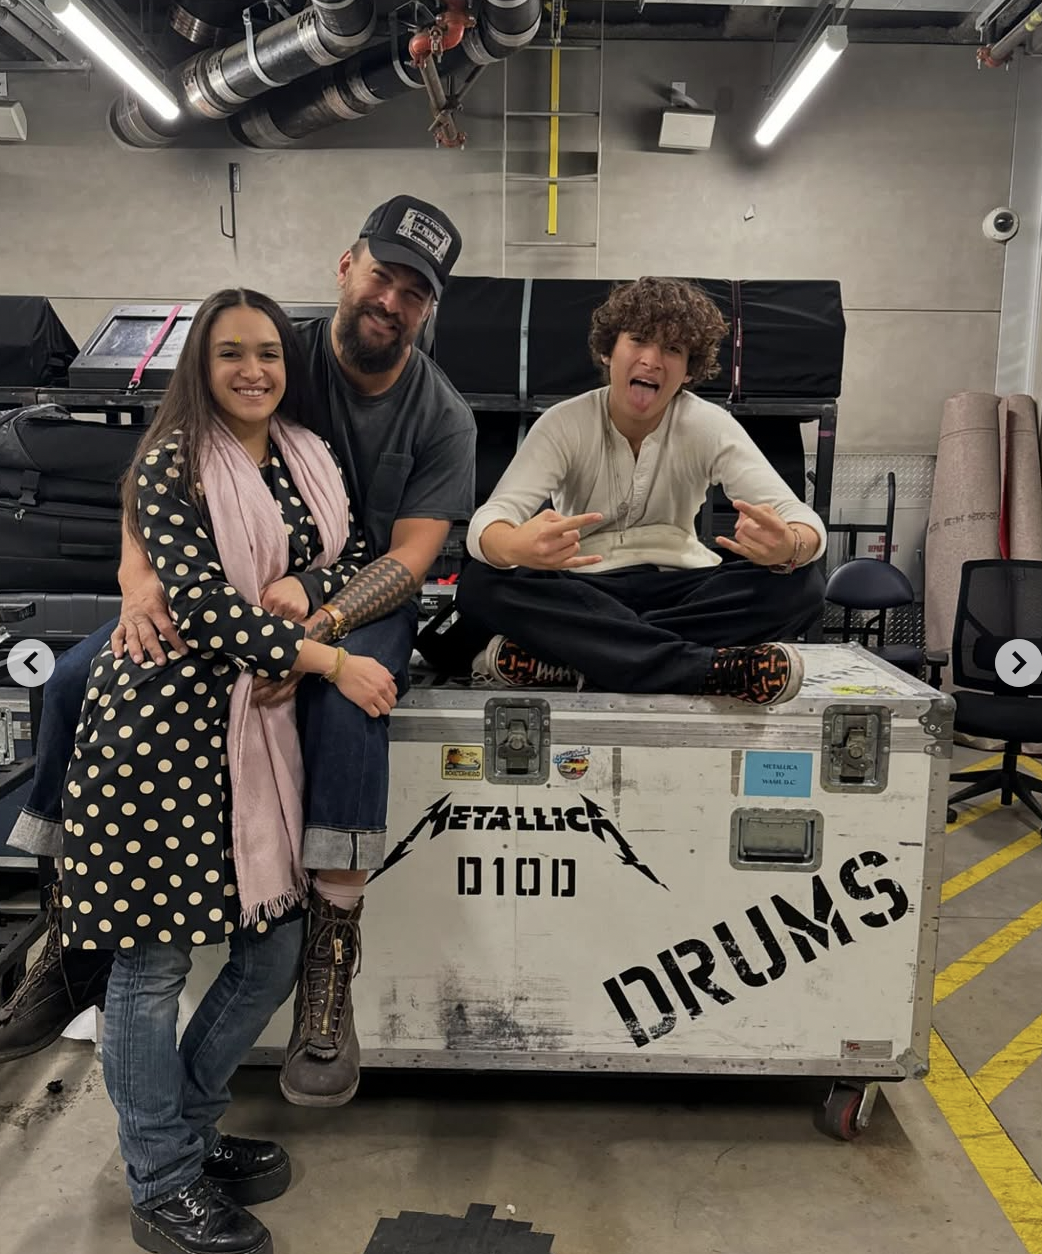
[45,0,179,121]
[754,25,848,148]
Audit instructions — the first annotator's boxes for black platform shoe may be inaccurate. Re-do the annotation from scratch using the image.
[203,1135,291,1205]
[129,1176,272,1254]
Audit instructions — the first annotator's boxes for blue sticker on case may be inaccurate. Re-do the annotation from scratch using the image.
[744,752,813,797]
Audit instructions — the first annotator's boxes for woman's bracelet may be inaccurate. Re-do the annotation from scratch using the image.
[322,646,347,684]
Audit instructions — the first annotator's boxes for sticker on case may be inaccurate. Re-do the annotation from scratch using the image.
[743,751,813,797]
[553,746,591,781]
[441,745,483,780]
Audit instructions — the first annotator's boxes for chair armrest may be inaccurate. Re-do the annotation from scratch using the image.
[924,650,948,688]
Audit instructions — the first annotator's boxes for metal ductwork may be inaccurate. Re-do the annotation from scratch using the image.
[110,0,378,148]
[169,1,243,48]
[978,2,1042,64]
[230,0,542,148]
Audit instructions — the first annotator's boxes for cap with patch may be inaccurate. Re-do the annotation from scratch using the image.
[359,196,462,296]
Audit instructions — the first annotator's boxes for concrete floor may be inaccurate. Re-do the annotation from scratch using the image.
[1,750,1039,1254]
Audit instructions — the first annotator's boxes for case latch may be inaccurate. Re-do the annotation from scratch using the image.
[0,709,14,769]
[821,704,891,792]
[484,697,551,784]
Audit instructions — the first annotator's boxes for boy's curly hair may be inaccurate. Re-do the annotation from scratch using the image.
[588,277,729,387]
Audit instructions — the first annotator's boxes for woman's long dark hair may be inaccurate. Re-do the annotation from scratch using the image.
[121,288,310,543]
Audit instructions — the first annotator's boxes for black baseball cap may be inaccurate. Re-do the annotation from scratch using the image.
[359,196,462,296]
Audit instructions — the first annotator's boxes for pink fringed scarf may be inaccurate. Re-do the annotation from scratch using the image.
[200,415,348,926]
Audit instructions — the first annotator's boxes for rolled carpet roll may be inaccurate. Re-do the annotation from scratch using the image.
[999,394,1042,560]
[924,393,1001,678]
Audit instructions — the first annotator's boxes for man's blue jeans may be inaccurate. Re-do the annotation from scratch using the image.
[9,603,417,870]
[104,918,303,1207]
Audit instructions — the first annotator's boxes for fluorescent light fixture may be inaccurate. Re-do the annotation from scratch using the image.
[46,0,179,122]
[754,25,848,148]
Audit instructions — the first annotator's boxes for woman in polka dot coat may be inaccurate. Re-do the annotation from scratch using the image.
[57,290,400,1254]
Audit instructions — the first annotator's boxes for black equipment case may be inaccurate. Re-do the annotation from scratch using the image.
[0,405,140,593]
[0,297,79,388]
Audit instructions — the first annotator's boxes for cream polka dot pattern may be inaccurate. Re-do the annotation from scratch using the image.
[58,433,360,950]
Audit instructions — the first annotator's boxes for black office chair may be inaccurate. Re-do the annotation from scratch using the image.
[942,559,1042,826]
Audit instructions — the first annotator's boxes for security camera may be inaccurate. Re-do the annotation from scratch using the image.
[983,208,1020,243]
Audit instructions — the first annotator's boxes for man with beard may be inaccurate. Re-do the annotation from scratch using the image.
[0,196,475,1117]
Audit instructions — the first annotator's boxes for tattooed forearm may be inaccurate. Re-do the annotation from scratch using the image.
[304,556,420,643]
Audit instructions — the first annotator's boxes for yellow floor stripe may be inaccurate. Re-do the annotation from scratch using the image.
[947,796,1005,835]
[933,901,1042,1004]
[946,756,1042,831]
[942,830,1042,903]
[973,1011,1042,1105]
[925,1029,1042,1252]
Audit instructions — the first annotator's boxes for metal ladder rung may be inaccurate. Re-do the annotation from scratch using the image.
[505,174,599,183]
[505,110,600,118]
[505,240,598,248]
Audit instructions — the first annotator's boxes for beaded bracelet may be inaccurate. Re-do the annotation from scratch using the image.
[769,526,804,575]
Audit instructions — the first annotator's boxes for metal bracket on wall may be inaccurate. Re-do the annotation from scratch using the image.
[220,162,240,242]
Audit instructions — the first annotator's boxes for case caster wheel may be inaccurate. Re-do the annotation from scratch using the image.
[947,807,957,824]
[820,1081,879,1141]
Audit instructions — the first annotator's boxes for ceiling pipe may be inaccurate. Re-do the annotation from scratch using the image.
[169,1,243,48]
[978,1,1041,64]
[109,0,377,148]
[230,0,541,148]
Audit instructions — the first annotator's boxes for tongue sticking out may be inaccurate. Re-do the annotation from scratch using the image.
[628,378,660,413]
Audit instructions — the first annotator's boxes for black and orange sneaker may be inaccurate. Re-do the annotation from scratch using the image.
[702,642,804,705]
[473,635,581,688]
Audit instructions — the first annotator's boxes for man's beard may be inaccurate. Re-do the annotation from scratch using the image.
[336,301,411,375]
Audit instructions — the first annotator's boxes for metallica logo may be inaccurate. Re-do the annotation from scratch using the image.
[371,794,666,888]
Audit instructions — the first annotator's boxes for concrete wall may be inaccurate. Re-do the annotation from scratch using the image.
[0,40,1017,453]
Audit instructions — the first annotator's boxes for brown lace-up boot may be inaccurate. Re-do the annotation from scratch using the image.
[279,895,362,1107]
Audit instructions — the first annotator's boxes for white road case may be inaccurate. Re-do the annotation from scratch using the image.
[186,644,952,1137]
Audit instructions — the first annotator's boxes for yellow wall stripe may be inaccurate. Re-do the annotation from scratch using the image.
[925,1030,1042,1252]
[547,46,560,236]
[933,901,1042,1004]
[941,830,1042,903]
[973,1011,1042,1105]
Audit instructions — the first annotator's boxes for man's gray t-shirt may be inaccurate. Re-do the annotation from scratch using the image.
[295,318,476,561]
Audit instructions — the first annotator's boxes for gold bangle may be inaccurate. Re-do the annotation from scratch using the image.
[322,646,347,684]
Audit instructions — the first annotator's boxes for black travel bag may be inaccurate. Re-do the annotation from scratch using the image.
[0,405,142,592]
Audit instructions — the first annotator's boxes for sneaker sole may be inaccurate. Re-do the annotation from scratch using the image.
[205,1157,291,1206]
[767,643,805,704]
[130,1212,272,1254]
[278,1071,360,1108]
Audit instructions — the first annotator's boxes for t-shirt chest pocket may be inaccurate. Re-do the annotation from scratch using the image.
[367,452,413,524]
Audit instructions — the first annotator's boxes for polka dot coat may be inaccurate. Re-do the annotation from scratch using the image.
[59,432,367,953]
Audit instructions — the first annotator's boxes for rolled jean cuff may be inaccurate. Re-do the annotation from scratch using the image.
[303,825,386,872]
[8,809,62,858]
